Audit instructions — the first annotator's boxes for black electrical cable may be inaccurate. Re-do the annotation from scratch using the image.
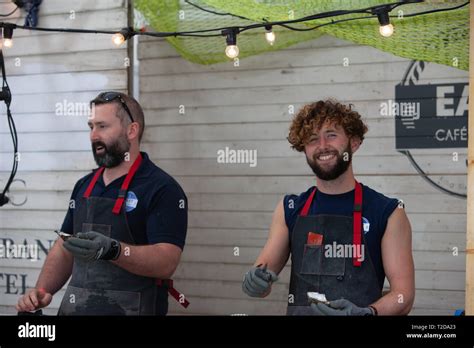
[2,0,465,39]
[277,16,374,32]
[0,48,17,207]
[279,1,468,32]
[184,0,250,21]
[400,150,467,199]
[179,0,409,35]
[12,23,118,34]
[389,0,469,18]
[0,5,17,16]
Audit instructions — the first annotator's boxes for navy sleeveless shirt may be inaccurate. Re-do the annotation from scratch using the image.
[284,183,400,288]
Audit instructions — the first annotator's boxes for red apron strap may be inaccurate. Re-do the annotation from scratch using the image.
[157,279,190,308]
[353,181,363,267]
[83,167,104,198]
[112,153,143,215]
[299,187,317,217]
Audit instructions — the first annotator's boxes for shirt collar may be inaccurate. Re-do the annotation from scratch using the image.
[134,151,152,179]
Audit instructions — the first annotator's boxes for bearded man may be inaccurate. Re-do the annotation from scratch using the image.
[16,92,188,315]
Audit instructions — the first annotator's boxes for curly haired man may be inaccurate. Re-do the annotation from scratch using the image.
[242,99,415,316]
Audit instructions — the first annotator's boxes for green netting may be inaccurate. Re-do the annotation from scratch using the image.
[134,0,469,70]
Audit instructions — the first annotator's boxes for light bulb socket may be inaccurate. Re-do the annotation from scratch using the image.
[2,23,16,40]
[376,11,390,26]
[222,27,239,46]
[117,27,134,41]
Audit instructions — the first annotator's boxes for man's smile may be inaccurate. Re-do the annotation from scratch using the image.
[315,151,338,163]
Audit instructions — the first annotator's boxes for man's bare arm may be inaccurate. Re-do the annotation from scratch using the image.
[36,238,74,294]
[16,238,73,312]
[254,199,291,275]
[111,242,182,279]
[370,207,415,315]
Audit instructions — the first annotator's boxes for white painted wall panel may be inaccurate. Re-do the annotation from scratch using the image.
[0,0,129,315]
[137,34,468,316]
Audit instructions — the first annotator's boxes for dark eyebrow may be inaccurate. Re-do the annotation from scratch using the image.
[88,121,106,126]
[310,129,337,136]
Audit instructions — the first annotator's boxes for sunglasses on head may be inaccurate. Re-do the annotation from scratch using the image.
[96,91,134,123]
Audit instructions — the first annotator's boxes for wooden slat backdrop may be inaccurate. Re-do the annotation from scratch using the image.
[135,34,467,315]
[0,0,128,315]
[0,4,468,316]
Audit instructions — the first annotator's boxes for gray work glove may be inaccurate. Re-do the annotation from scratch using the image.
[310,298,375,316]
[242,265,279,297]
[63,231,121,261]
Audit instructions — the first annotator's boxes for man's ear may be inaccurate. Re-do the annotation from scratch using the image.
[128,122,140,141]
[350,137,362,153]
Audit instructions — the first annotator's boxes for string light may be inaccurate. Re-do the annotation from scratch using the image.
[376,9,394,37]
[225,45,239,59]
[379,23,394,37]
[265,26,276,45]
[112,27,134,46]
[112,32,125,45]
[0,0,466,58]
[222,28,239,59]
[2,24,14,48]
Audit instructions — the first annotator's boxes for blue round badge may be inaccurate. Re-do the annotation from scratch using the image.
[362,217,370,234]
[125,191,138,212]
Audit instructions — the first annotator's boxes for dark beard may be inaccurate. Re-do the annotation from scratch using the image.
[306,144,352,181]
[92,133,130,168]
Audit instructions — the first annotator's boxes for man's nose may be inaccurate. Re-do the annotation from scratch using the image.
[90,127,99,142]
[317,136,327,148]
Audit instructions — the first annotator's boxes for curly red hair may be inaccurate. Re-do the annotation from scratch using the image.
[287,99,368,152]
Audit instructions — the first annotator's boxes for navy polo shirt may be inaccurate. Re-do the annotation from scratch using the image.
[60,152,188,249]
[283,183,400,289]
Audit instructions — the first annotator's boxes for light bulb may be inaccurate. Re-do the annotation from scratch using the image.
[265,30,276,45]
[225,45,239,59]
[223,28,240,59]
[112,32,126,46]
[3,38,13,48]
[2,25,14,48]
[379,23,394,37]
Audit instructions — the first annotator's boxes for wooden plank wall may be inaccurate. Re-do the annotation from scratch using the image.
[137,35,468,315]
[0,2,467,316]
[0,0,129,315]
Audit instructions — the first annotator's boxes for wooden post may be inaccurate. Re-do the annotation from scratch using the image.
[466,0,474,315]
